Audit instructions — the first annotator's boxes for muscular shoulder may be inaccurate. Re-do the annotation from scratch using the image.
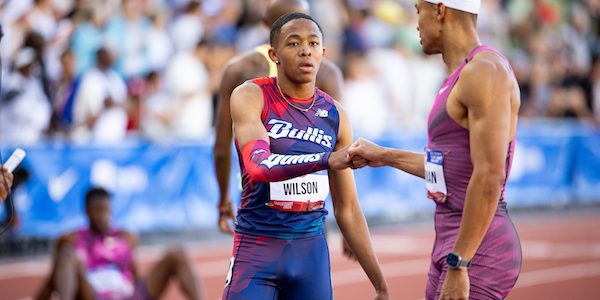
[457,52,514,106]
[231,81,264,110]
[223,51,269,83]
[316,59,344,101]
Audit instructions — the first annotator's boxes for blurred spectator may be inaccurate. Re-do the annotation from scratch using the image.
[71,47,128,144]
[162,40,213,140]
[562,3,593,80]
[593,58,600,122]
[1,0,33,63]
[105,0,151,78]
[140,71,172,141]
[0,47,52,145]
[234,0,270,52]
[169,0,204,53]
[146,11,174,73]
[343,53,389,138]
[26,0,57,42]
[0,0,597,146]
[23,31,51,100]
[50,48,80,136]
[69,3,111,75]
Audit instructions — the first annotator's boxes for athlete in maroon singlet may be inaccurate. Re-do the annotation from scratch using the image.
[347,1,522,299]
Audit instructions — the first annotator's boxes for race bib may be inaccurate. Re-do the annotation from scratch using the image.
[87,266,134,298]
[425,149,448,203]
[269,171,330,212]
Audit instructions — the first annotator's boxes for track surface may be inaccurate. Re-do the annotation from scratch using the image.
[0,210,598,300]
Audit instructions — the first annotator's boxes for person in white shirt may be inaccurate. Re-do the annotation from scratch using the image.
[0,47,51,145]
[71,47,128,144]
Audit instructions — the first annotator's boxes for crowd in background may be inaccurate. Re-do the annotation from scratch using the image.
[0,0,598,145]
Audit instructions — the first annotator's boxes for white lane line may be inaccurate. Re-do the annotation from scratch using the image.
[515,260,600,288]
[332,259,430,286]
[521,241,600,259]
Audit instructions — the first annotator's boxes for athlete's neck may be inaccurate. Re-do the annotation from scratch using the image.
[441,23,480,75]
[276,76,316,99]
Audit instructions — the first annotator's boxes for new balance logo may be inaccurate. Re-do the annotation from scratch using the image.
[266,119,333,148]
[315,108,328,118]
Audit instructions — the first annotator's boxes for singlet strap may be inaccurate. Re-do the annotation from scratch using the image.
[466,45,513,72]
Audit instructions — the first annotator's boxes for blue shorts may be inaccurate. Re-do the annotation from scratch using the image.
[222,232,333,300]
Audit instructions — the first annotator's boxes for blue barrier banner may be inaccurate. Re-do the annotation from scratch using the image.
[2,143,221,237]
[1,122,599,237]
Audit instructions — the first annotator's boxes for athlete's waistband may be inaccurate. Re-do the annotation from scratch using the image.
[234,225,325,240]
[435,200,508,215]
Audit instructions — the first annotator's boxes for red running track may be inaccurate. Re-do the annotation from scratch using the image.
[0,210,598,300]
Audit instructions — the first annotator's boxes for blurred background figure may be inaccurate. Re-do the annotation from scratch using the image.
[0,47,51,145]
[162,39,213,141]
[35,187,203,300]
[71,47,128,144]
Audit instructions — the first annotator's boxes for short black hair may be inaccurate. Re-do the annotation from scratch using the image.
[270,12,323,46]
[85,187,110,208]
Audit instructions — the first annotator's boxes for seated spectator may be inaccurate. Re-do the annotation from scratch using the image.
[35,187,203,300]
[0,47,52,145]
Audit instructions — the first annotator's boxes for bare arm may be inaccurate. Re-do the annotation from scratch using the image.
[330,103,389,298]
[120,231,140,279]
[451,57,515,261]
[213,61,245,215]
[348,139,425,179]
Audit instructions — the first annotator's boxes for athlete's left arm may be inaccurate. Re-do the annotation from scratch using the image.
[451,56,515,262]
[329,102,389,299]
[316,60,344,101]
[121,231,140,280]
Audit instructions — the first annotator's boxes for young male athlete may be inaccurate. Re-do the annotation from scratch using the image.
[212,0,343,235]
[36,187,203,300]
[222,13,389,299]
[348,1,522,299]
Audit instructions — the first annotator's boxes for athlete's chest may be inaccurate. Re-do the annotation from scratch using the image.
[263,106,338,154]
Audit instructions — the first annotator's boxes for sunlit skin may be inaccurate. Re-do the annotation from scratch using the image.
[415,0,443,55]
[268,18,325,97]
[86,196,111,235]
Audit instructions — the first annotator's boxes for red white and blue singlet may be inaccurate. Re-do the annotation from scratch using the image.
[234,77,339,239]
[223,77,339,300]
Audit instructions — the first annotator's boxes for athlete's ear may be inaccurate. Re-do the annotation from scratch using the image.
[436,3,446,21]
[322,46,327,58]
[268,47,280,64]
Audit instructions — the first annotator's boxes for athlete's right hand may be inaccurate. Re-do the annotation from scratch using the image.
[348,138,386,169]
[218,199,235,234]
[328,145,352,170]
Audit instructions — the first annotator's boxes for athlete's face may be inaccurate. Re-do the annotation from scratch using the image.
[415,0,443,54]
[86,197,111,234]
[270,18,325,84]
